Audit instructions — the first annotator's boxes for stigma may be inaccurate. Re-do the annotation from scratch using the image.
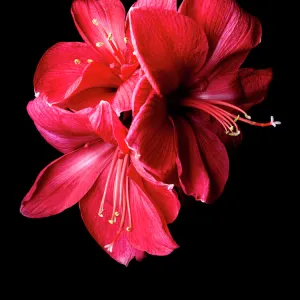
[98,149,132,253]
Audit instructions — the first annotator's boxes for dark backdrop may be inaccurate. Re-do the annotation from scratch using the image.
[11,0,288,289]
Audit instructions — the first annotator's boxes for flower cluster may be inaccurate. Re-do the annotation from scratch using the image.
[20,0,279,265]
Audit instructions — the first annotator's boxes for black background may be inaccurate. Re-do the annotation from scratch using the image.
[10,0,289,289]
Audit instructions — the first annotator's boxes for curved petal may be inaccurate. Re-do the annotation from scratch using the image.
[79,153,140,266]
[179,0,262,74]
[183,118,229,203]
[192,71,243,101]
[63,87,116,111]
[129,8,208,95]
[127,165,178,255]
[238,68,273,111]
[132,75,152,117]
[71,0,127,56]
[20,141,114,218]
[132,0,177,10]
[34,42,101,103]
[89,101,128,153]
[129,159,180,224]
[27,96,99,153]
[174,116,211,201]
[112,70,141,116]
[63,61,122,101]
[126,93,178,183]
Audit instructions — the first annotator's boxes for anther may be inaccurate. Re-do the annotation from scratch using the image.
[87,59,93,63]
[74,59,81,65]
[227,130,241,136]
[245,114,251,120]
[234,115,240,122]
[124,37,128,43]
[126,227,132,232]
[114,212,120,217]
[92,19,99,25]
[108,220,114,224]
[96,42,104,47]
[107,33,113,41]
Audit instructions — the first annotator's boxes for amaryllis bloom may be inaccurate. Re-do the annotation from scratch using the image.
[126,0,280,203]
[20,96,180,265]
[33,0,177,114]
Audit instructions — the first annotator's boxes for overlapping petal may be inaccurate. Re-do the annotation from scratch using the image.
[129,8,208,95]
[20,141,114,218]
[72,0,127,56]
[179,0,262,74]
[126,92,178,183]
[34,42,100,102]
[27,96,99,153]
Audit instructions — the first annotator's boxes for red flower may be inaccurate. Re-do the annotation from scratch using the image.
[21,96,180,265]
[33,0,180,114]
[126,0,280,203]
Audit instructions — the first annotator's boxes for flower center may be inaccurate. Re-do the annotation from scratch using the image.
[98,149,132,253]
[182,98,281,135]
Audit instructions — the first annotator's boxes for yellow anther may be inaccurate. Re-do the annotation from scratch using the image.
[92,19,99,25]
[244,114,251,120]
[108,220,114,224]
[234,115,240,123]
[74,59,81,65]
[114,212,120,217]
[227,130,241,137]
[87,59,93,63]
[96,42,104,47]
[229,125,234,132]
[107,33,113,41]
[133,51,137,56]
[99,214,104,218]
[126,226,132,232]
[124,37,128,43]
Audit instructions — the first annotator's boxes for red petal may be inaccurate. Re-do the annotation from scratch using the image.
[192,71,243,101]
[127,165,178,255]
[71,0,127,57]
[27,96,98,153]
[238,68,273,111]
[34,42,101,103]
[20,141,114,218]
[126,93,178,183]
[129,8,208,95]
[132,75,152,117]
[182,119,229,203]
[174,116,212,201]
[129,158,180,224]
[179,0,262,74]
[63,87,116,111]
[112,70,141,116]
[79,155,139,266]
[89,101,128,153]
[132,0,177,10]
[64,61,122,100]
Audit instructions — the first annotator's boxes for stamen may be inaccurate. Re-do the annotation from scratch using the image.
[182,98,280,137]
[125,175,132,232]
[87,59,93,63]
[74,59,81,65]
[98,149,119,217]
[109,159,123,223]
